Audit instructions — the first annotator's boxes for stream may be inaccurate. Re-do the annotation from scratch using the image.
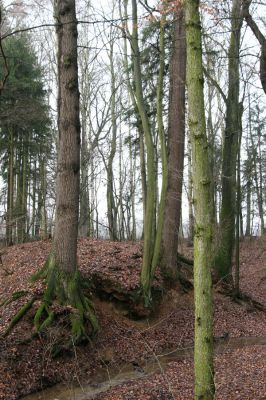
[22,336,266,400]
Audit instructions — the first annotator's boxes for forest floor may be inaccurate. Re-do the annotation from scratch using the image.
[0,236,266,400]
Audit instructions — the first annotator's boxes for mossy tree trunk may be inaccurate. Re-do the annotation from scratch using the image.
[151,11,167,276]
[187,139,194,243]
[107,39,118,241]
[119,0,147,234]
[131,0,156,300]
[33,0,98,342]
[234,102,243,297]
[185,0,215,398]
[214,0,243,282]
[160,4,186,281]
[54,0,80,275]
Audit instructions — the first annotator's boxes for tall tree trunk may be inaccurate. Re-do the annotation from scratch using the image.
[119,0,147,232]
[79,105,89,236]
[21,142,28,242]
[39,157,48,240]
[16,140,23,243]
[130,134,136,240]
[215,0,243,282]
[107,41,118,241]
[187,139,194,243]
[6,126,14,246]
[150,11,167,276]
[131,0,156,300]
[33,0,97,341]
[54,1,80,271]
[31,159,37,238]
[234,103,243,296]
[185,0,215,398]
[250,121,265,235]
[245,98,252,237]
[161,4,186,280]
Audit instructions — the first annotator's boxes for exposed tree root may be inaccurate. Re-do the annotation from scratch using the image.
[2,296,36,337]
[0,290,28,307]
[32,254,98,343]
[2,255,98,345]
[223,290,266,313]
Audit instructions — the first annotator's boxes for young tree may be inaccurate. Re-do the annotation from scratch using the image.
[185,0,215,398]
[131,0,156,300]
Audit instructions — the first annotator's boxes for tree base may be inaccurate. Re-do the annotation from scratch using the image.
[2,254,98,345]
[32,254,98,343]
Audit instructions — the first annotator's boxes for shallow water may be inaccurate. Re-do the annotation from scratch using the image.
[22,336,266,400]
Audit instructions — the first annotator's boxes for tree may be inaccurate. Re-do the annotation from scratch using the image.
[161,2,186,281]
[185,0,215,398]
[106,31,119,241]
[214,0,243,282]
[32,0,97,342]
[131,0,156,300]
[0,34,51,245]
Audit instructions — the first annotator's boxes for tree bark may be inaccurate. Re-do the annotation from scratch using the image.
[107,40,118,241]
[6,126,14,245]
[185,0,215,398]
[161,4,186,280]
[32,0,98,342]
[53,0,80,273]
[215,0,243,282]
[131,0,156,300]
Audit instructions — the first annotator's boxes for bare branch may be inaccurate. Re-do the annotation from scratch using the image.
[242,0,265,46]
[0,9,9,94]
[202,66,227,104]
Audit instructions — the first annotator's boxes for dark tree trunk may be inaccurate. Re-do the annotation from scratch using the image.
[161,5,186,281]
[214,0,243,282]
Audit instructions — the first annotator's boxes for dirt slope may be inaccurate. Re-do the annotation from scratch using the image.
[0,237,265,400]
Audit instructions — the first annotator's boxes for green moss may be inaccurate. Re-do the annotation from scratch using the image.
[38,310,54,332]
[31,256,98,343]
[3,296,36,337]
[70,313,85,342]
[0,290,28,307]
[63,55,72,67]
[5,253,98,343]
[34,303,47,330]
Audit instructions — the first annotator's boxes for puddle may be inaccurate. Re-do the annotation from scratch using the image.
[22,336,266,400]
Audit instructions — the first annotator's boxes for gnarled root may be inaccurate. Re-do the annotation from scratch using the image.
[32,254,98,344]
[2,296,36,337]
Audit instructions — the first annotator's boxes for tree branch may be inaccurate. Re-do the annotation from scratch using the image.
[242,0,265,46]
[0,9,9,94]
[202,66,227,104]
